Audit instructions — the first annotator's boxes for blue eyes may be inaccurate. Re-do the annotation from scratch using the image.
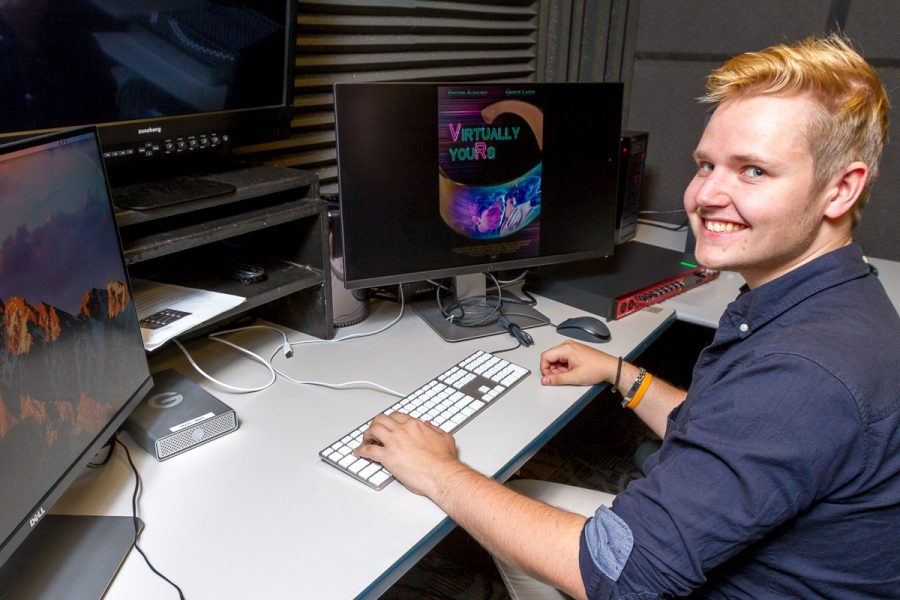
[696,163,765,178]
[744,166,765,178]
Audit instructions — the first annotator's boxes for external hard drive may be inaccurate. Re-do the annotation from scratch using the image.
[124,369,238,460]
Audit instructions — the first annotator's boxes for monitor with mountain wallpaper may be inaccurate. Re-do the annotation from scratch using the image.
[0,127,153,597]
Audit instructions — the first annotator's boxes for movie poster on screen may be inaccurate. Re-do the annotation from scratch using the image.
[438,86,543,260]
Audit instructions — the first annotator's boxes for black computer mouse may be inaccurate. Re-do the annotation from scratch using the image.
[556,316,611,343]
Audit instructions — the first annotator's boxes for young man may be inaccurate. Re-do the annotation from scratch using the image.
[356,35,899,598]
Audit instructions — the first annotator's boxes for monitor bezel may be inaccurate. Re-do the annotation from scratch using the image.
[0,126,154,569]
[341,248,617,291]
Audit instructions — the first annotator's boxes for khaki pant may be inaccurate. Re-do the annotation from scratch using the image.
[493,480,616,600]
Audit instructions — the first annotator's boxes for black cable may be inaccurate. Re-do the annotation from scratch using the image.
[367,284,408,303]
[436,273,504,327]
[494,269,528,286]
[498,286,538,307]
[491,340,523,354]
[638,208,687,215]
[498,315,533,346]
[636,217,690,231]
[87,439,115,468]
[438,295,502,327]
[114,436,187,600]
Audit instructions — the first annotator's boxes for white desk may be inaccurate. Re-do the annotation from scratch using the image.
[52,231,897,599]
[869,257,900,308]
[661,256,900,329]
[635,221,900,327]
[660,253,900,328]
[53,294,675,599]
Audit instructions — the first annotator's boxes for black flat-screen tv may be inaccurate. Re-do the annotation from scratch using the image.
[0,127,153,596]
[334,82,623,341]
[0,0,295,189]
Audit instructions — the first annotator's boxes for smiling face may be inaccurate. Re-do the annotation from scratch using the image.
[684,93,854,288]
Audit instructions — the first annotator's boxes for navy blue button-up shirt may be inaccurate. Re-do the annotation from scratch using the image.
[580,243,900,598]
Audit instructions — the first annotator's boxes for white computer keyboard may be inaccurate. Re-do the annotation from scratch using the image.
[319,351,531,490]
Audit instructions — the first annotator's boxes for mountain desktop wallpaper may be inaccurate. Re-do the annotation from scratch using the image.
[0,132,149,539]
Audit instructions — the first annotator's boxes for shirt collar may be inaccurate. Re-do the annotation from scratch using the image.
[722,243,871,338]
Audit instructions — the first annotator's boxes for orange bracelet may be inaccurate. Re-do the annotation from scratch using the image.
[625,372,653,410]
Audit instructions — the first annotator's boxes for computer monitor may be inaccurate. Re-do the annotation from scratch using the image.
[334,82,623,341]
[0,0,295,197]
[0,128,153,597]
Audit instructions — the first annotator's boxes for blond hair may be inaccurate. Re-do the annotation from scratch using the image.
[701,34,890,227]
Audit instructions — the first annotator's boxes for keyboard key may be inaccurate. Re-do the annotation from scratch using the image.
[359,462,382,480]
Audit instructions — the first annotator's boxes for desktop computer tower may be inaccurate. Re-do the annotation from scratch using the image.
[615,130,648,245]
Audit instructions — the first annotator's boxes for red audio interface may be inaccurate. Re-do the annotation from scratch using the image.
[608,264,718,319]
[528,242,720,321]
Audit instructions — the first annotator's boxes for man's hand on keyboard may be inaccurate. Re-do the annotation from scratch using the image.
[355,413,460,497]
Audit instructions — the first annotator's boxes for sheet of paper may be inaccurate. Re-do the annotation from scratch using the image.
[132,279,246,351]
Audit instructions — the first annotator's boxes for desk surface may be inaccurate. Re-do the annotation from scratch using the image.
[634,222,900,327]
[660,256,900,328]
[54,293,674,599]
[52,231,899,599]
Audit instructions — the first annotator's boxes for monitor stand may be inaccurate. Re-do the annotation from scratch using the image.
[412,274,549,343]
[0,515,141,600]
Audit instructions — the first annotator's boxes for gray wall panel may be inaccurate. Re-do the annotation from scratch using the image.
[844,2,900,59]
[856,67,899,260]
[626,60,715,220]
[636,0,833,56]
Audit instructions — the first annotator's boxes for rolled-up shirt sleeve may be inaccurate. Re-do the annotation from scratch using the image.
[578,506,633,598]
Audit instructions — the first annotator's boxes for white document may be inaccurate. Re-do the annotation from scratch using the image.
[132,279,246,351]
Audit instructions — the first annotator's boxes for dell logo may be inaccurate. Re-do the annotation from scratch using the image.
[138,126,162,135]
[148,392,184,409]
[29,507,46,528]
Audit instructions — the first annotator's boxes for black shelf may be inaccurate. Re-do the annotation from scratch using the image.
[117,164,333,342]
[157,256,325,337]
[115,165,317,227]
[121,197,323,264]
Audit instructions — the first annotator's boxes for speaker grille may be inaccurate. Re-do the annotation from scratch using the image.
[155,412,238,459]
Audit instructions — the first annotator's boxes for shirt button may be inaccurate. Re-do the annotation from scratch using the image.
[739,323,750,332]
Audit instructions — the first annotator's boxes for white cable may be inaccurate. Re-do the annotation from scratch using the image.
[273,371,405,398]
[304,285,406,346]
[173,337,277,393]
[213,324,293,358]
[266,286,408,396]
[176,290,407,396]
